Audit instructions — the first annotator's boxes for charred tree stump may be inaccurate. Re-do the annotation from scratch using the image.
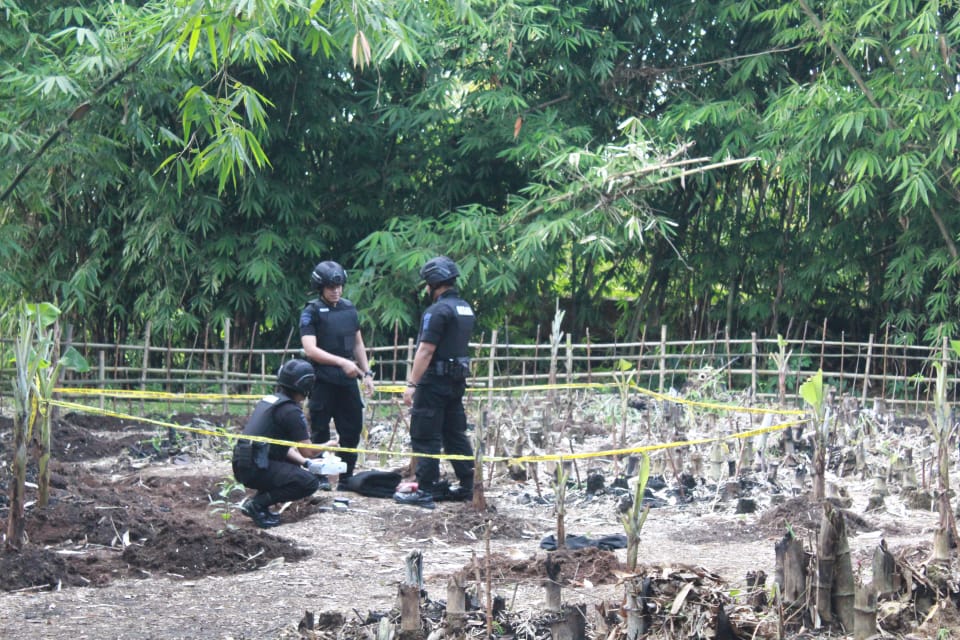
[549,604,586,640]
[831,508,855,632]
[722,480,740,501]
[398,551,424,640]
[867,474,887,511]
[816,503,854,631]
[715,602,741,640]
[782,425,797,457]
[445,572,468,640]
[872,540,898,598]
[775,531,808,610]
[746,570,768,610]
[398,583,421,639]
[853,583,877,640]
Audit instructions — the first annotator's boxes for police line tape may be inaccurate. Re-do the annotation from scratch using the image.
[55,382,805,416]
[46,396,807,465]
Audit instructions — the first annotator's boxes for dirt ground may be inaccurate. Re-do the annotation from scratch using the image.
[0,397,958,639]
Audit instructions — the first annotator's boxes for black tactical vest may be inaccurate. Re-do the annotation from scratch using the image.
[241,392,296,460]
[430,291,475,361]
[304,298,358,358]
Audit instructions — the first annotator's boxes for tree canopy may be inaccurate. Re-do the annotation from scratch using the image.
[4,0,960,350]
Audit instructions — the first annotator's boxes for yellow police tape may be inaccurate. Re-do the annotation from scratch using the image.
[47,388,807,465]
[55,381,805,416]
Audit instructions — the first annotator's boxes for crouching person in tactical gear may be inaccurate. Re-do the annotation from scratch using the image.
[232,359,329,528]
[395,256,476,509]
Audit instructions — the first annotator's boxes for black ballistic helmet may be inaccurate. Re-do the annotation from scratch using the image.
[310,261,347,289]
[277,359,315,396]
[420,255,459,286]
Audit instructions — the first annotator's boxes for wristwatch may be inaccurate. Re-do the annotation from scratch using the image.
[363,370,374,378]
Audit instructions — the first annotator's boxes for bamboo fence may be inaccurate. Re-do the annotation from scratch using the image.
[1,320,956,415]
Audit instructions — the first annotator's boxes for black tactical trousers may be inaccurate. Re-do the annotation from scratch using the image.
[308,381,364,476]
[233,458,320,508]
[408,378,474,494]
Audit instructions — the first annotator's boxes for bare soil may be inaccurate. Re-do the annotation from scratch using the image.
[0,401,958,639]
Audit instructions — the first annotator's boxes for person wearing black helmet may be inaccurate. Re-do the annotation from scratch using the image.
[299,260,375,485]
[395,255,476,508]
[232,359,330,528]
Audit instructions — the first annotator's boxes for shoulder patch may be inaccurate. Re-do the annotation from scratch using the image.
[456,305,474,316]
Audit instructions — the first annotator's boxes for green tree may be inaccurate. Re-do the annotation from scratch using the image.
[9,0,960,349]
[1,0,445,350]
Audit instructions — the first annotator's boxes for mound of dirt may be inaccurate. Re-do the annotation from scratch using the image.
[0,414,311,591]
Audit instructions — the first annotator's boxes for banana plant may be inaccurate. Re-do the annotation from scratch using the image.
[613,358,637,449]
[770,334,793,405]
[929,346,960,561]
[4,302,88,550]
[620,452,651,572]
[799,369,828,501]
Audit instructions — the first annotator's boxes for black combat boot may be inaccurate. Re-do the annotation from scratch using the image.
[393,489,436,509]
[446,484,473,501]
[240,499,281,528]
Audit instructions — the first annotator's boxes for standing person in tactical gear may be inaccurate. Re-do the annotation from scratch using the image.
[232,359,330,528]
[300,260,375,486]
[395,256,476,509]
